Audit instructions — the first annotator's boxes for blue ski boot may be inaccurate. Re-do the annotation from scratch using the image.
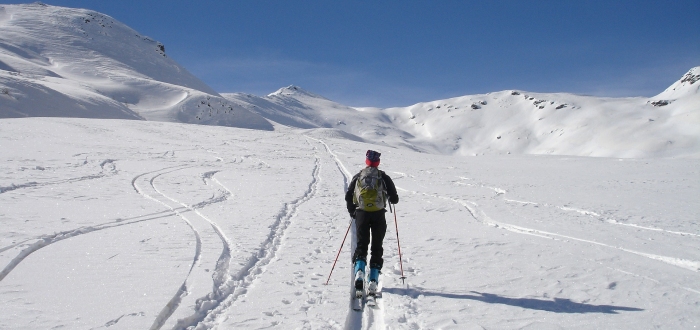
[368,267,380,295]
[353,260,367,293]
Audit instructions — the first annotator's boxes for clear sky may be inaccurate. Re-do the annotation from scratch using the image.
[14,1,700,107]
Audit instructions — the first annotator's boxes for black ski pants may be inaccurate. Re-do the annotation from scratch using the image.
[352,210,387,270]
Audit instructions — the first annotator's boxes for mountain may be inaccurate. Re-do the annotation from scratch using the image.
[0,3,696,157]
[0,3,272,130]
[226,68,700,158]
[222,86,416,148]
[653,66,700,102]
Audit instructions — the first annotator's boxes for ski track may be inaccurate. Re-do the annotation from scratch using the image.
[475,176,700,239]
[0,165,195,283]
[0,211,177,283]
[0,159,119,194]
[4,155,324,329]
[94,312,146,329]
[132,166,204,330]
[308,137,351,182]
[6,142,695,327]
[194,156,322,329]
[557,206,700,238]
[307,137,387,330]
[397,183,700,274]
[608,267,700,295]
[167,171,236,330]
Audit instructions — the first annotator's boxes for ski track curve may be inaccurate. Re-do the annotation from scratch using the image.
[0,159,119,194]
[455,176,700,239]
[165,171,236,330]
[0,165,195,283]
[0,211,176,283]
[193,156,322,329]
[397,184,700,274]
[554,206,700,238]
[306,137,387,330]
[132,166,204,330]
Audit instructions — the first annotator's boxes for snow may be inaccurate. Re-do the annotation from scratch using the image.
[1,3,699,158]
[223,84,700,158]
[222,74,700,158]
[1,3,699,329]
[1,117,699,329]
[0,3,272,130]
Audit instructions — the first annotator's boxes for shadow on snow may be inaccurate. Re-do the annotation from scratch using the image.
[382,287,644,314]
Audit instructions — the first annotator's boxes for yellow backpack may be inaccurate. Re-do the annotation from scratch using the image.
[353,167,387,212]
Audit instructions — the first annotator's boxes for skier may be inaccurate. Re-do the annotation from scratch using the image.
[345,150,399,296]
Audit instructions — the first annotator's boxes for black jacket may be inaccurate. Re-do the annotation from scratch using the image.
[345,168,399,215]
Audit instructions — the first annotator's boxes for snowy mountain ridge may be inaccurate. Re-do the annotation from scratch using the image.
[0,3,698,158]
[268,85,328,99]
[653,66,700,104]
[0,3,272,130]
[225,68,700,158]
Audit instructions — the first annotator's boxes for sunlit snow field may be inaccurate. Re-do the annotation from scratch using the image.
[1,117,698,329]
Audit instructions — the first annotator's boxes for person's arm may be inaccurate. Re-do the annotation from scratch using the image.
[382,172,399,204]
[345,175,358,217]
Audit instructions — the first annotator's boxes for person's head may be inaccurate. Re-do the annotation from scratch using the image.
[365,150,381,167]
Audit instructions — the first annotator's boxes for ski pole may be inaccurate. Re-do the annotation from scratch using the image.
[325,218,354,285]
[392,203,407,284]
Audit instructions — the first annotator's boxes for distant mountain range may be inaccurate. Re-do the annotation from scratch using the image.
[0,3,698,158]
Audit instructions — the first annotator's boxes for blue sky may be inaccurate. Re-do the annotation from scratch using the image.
[21,1,700,107]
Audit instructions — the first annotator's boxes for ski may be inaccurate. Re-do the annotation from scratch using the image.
[352,266,366,311]
[366,278,380,308]
[352,289,364,311]
[366,293,376,308]
[366,290,381,308]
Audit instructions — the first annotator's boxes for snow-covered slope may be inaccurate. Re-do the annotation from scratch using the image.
[378,78,699,158]
[224,86,451,153]
[1,117,698,329]
[0,3,272,130]
[225,68,700,158]
[223,86,415,149]
[0,2,696,156]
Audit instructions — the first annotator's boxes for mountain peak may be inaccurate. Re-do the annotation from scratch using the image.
[268,85,325,99]
[680,66,700,85]
[653,66,700,101]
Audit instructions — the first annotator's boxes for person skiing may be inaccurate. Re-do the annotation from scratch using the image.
[345,150,399,296]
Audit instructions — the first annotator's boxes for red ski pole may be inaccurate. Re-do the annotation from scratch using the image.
[391,203,407,284]
[325,218,354,285]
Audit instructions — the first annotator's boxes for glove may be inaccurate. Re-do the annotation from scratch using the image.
[349,210,356,219]
[389,195,399,204]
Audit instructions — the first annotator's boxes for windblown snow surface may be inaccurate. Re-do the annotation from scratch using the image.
[1,117,698,329]
[1,3,700,330]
